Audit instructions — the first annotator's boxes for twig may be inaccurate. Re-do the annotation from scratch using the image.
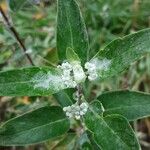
[0,5,34,65]
[145,118,150,135]
[139,140,150,148]
[132,0,139,30]
[76,84,83,105]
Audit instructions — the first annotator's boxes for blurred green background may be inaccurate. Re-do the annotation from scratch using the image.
[0,0,150,149]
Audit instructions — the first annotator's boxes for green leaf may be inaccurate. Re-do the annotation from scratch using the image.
[98,90,150,121]
[51,133,77,150]
[86,131,101,150]
[44,48,59,66]
[46,133,76,150]
[83,101,102,150]
[66,47,80,63]
[54,90,74,107]
[89,100,104,116]
[91,28,150,80]
[8,0,28,11]
[0,67,72,96]
[57,0,89,64]
[77,132,93,150]
[84,106,140,150]
[0,106,70,146]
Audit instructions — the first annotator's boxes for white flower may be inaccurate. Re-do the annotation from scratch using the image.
[66,112,71,116]
[88,73,98,81]
[74,105,80,111]
[80,102,88,109]
[63,107,68,111]
[63,70,71,76]
[85,62,96,70]
[72,81,77,87]
[75,115,81,120]
[69,114,73,118]
[75,111,80,115]
[61,62,72,71]
[80,111,85,115]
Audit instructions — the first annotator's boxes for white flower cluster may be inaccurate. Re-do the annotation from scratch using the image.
[85,62,98,81]
[63,102,88,120]
[58,61,86,88]
[57,61,98,87]
[58,62,77,88]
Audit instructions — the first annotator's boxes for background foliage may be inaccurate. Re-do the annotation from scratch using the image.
[0,0,150,149]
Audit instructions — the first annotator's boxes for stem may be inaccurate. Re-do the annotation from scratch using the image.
[76,84,83,105]
[132,0,139,30]
[0,5,34,65]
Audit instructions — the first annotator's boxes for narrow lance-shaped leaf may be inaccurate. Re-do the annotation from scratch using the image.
[50,133,77,149]
[57,0,89,64]
[46,133,76,149]
[66,47,80,62]
[90,28,150,80]
[0,106,70,146]
[84,101,140,150]
[54,90,74,107]
[98,90,150,121]
[84,101,104,150]
[0,67,73,96]
[89,100,104,116]
[77,132,93,149]
[86,131,101,150]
